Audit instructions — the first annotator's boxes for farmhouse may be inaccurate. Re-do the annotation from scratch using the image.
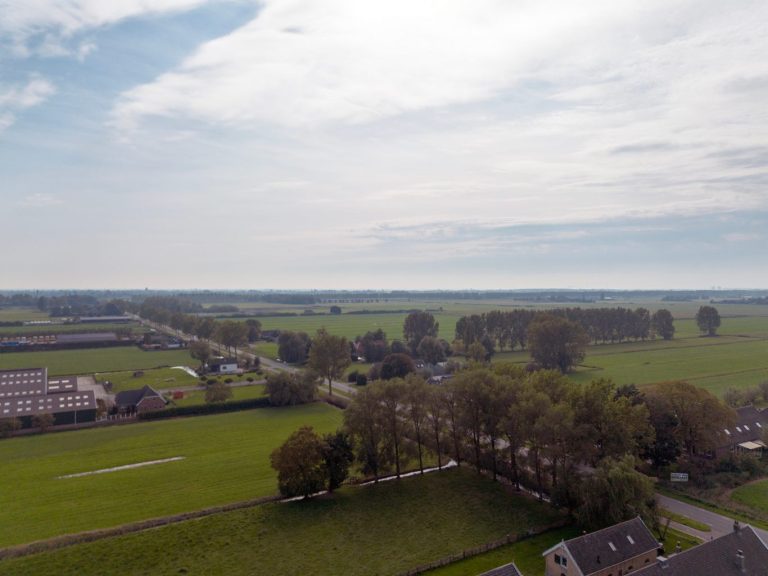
[542,517,659,576]
[0,367,97,426]
[635,523,768,575]
[208,357,239,375]
[114,385,167,414]
[717,406,768,457]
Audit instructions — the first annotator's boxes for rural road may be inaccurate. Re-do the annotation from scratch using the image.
[656,493,768,543]
[136,317,360,397]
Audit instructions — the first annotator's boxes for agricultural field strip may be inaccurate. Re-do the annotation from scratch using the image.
[0,470,565,576]
[0,404,343,547]
[57,457,186,479]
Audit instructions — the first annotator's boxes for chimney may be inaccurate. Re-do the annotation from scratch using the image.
[734,520,741,533]
[736,549,745,573]
[658,556,669,570]
[674,541,682,555]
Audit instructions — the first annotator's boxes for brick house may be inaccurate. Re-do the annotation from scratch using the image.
[114,385,167,414]
[543,517,659,576]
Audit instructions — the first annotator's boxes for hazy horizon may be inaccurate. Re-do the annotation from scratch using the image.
[3,1,768,289]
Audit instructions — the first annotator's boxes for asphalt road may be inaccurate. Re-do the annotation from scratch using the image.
[656,493,768,543]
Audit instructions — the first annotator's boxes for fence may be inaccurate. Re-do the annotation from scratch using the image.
[397,521,569,576]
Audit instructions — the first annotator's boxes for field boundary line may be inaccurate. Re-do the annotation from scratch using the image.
[0,494,282,562]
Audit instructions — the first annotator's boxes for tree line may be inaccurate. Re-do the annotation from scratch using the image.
[272,363,736,530]
[455,307,676,353]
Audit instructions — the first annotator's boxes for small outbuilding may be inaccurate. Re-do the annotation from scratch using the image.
[208,358,239,375]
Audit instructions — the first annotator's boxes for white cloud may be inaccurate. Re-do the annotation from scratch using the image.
[0,0,217,56]
[0,75,56,130]
[17,193,63,207]
[112,0,642,130]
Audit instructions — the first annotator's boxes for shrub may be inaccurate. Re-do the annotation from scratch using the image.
[224,378,233,384]
[355,374,367,386]
[347,371,359,383]
[246,376,254,383]
[138,397,271,420]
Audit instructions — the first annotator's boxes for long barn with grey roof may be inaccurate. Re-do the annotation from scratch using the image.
[0,367,97,427]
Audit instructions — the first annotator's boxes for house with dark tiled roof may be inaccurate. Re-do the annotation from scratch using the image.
[478,560,522,576]
[114,385,166,414]
[543,517,659,576]
[635,523,768,576]
[716,406,768,457]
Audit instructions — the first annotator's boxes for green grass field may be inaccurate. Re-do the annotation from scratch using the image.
[0,347,194,376]
[491,316,768,397]
[0,309,50,322]
[0,322,146,336]
[730,480,768,516]
[252,312,459,342]
[0,469,564,576]
[96,366,200,392]
[172,384,267,406]
[0,403,342,547]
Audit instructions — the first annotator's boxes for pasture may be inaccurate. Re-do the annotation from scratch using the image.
[0,469,564,576]
[0,322,146,336]
[0,403,342,547]
[0,308,49,322]
[96,367,200,393]
[731,480,768,517]
[172,383,266,406]
[0,347,193,376]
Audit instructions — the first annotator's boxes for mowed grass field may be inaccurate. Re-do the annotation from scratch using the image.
[730,480,768,516]
[0,404,342,547]
[492,316,768,397]
[1,469,564,576]
[0,347,193,376]
[0,322,146,336]
[172,384,267,406]
[96,366,200,392]
[252,312,459,342]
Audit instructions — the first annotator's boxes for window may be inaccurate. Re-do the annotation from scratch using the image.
[627,535,635,544]
[554,553,567,567]
[609,542,617,552]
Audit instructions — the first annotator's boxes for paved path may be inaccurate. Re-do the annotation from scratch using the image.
[656,493,768,543]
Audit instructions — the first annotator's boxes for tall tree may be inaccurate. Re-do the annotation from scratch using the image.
[696,305,721,336]
[205,381,233,403]
[577,455,657,531]
[270,426,328,498]
[245,319,262,343]
[265,371,317,406]
[417,336,446,364]
[651,309,675,340]
[277,331,312,364]
[308,328,351,395]
[527,314,589,373]
[344,386,386,481]
[645,380,735,455]
[189,340,211,368]
[322,431,354,492]
[426,385,446,469]
[403,311,439,354]
[405,376,430,474]
[378,379,407,478]
[379,353,416,380]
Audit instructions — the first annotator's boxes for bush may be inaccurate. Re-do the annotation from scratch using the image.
[355,374,367,386]
[224,378,233,384]
[246,376,254,383]
[266,371,317,406]
[206,378,217,386]
[347,371,359,383]
[138,397,271,420]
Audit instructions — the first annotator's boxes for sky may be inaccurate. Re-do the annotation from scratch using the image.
[2,0,767,290]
